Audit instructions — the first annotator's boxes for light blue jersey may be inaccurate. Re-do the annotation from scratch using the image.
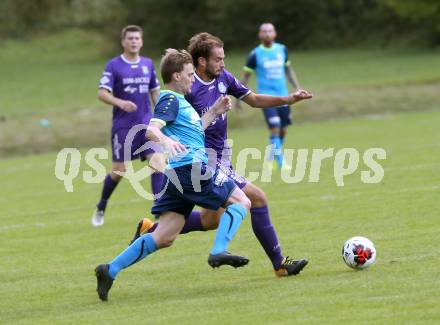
[151,90,208,169]
[244,43,290,96]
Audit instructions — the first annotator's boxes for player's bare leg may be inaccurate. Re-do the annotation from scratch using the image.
[92,162,125,227]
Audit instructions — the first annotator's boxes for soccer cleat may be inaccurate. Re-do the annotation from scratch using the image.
[95,264,114,301]
[208,251,249,268]
[91,210,105,227]
[275,257,308,277]
[129,218,155,245]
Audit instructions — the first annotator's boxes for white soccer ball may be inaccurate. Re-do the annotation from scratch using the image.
[342,236,376,269]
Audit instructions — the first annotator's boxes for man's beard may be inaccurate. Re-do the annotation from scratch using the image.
[206,66,220,79]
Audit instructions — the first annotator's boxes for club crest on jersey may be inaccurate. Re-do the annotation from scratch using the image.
[142,66,149,74]
[218,82,227,94]
[100,76,110,84]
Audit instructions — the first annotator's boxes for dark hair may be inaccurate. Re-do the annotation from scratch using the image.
[187,32,224,67]
[160,49,193,83]
[121,25,143,39]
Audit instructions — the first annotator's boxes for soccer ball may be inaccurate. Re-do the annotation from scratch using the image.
[342,236,376,269]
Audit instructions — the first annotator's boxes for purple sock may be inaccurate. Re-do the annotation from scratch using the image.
[147,211,204,234]
[96,174,119,211]
[181,211,204,234]
[250,206,284,270]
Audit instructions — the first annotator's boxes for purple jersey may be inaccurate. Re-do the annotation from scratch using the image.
[185,69,250,160]
[99,55,160,131]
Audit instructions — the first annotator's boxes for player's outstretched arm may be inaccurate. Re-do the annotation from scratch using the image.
[201,96,232,130]
[241,89,313,108]
[147,121,187,157]
[98,89,137,112]
[234,71,253,110]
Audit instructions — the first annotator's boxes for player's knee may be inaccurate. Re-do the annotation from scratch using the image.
[110,164,125,181]
[200,210,220,230]
[237,196,251,211]
[156,234,177,248]
[248,187,267,207]
[110,171,123,182]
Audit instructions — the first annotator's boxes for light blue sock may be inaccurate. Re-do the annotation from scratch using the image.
[211,203,247,255]
[108,233,157,279]
[270,135,283,167]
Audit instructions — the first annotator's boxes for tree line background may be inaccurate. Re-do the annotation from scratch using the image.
[1,0,439,51]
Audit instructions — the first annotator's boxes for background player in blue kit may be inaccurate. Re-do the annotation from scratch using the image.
[239,23,301,169]
[91,25,163,227]
[95,49,251,301]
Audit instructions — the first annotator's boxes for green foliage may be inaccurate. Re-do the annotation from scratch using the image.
[0,0,439,48]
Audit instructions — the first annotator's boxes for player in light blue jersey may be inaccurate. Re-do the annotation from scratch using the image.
[239,23,301,169]
[95,49,251,301]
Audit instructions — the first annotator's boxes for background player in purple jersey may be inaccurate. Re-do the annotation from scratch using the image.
[132,33,312,277]
[238,23,301,170]
[91,25,163,227]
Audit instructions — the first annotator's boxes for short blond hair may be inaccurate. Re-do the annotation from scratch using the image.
[160,49,193,83]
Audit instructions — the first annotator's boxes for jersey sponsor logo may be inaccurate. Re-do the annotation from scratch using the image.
[262,57,284,69]
[122,77,149,84]
[100,76,110,84]
[124,85,138,94]
[142,66,149,74]
[218,82,227,94]
[139,84,150,93]
[131,65,138,68]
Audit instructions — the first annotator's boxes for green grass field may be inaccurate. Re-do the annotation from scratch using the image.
[1,108,439,324]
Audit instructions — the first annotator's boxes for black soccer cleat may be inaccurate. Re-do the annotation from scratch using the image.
[275,257,308,277]
[208,251,249,268]
[95,264,114,301]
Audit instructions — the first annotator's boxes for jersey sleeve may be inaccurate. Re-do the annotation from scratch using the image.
[98,61,114,92]
[151,94,179,125]
[149,62,160,91]
[224,69,251,99]
[244,50,257,72]
[283,45,291,67]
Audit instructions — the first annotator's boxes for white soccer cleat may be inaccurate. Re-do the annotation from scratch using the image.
[92,210,105,227]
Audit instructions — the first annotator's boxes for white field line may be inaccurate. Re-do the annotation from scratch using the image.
[0,223,46,233]
[3,183,439,223]
[0,161,54,174]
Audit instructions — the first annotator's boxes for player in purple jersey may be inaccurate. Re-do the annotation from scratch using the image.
[238,23,301,170]
[132,33,312,277]
[91,25,163,227]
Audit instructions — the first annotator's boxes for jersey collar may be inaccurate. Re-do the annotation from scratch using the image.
[259,43,275,51]
[120,54,141,64]
[162,89,185,98]
[195,72,216,85]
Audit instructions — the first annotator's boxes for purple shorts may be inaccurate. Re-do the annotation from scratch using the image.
[216,159,248,189]
[111,127,158,162]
